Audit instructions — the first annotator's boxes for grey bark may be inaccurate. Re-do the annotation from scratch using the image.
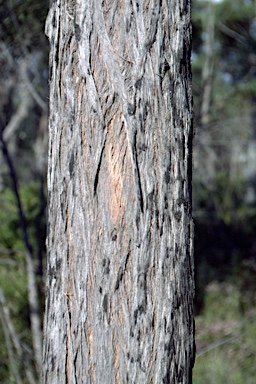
[42,0,194,383]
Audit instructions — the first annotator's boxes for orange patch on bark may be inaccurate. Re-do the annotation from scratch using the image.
[107,145,123,223]
[88,326,93,358]
[114,344,120,384]
[106,117,124,224]
[65,335,72,383]
[86,325,96,383]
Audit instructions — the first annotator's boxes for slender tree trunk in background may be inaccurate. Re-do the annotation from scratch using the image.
[42,0,194,383]
[0,134,42,374]
[200,0,215,126]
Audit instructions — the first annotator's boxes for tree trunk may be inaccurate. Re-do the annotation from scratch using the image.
[42,1,195,383]
[200,0,215,126]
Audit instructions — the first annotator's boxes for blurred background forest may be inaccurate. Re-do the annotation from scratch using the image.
[0,0,255,382]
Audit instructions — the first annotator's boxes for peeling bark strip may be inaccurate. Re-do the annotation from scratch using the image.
[42,0,195,383]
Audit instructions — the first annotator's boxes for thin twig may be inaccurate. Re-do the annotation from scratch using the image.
[196,334,240,357]
[0,287,36,383]
[3,83,32,142]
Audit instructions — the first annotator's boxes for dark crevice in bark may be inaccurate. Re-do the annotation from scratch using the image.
[133,129,144,213]
[93,133,107,196]
[188,126,194,213]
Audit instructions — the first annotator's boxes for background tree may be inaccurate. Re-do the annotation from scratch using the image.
[42,0,194,383]
[192,1,256,382]
[193,0,256,306]
[0,0,48,380]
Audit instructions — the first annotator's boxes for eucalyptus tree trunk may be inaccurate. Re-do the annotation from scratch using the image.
[42,0,195,383]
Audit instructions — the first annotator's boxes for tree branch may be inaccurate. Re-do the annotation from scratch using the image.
[0,131,42,374]
[2,83,32,143]
[217,20,246,44]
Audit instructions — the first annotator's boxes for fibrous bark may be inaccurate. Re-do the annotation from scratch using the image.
[42,0,194,383]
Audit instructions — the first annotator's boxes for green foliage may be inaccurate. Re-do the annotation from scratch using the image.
[194,170,256,230]
[193,0,256,285]
[0,188,24,251]
[194,281,256,384]
[0,181,46,255]
[0,0,47,380]
[192,9,256,384]
[192,0,256,118]
[0,181,45,381]
[20,180,46,255]
[237,79,256,99]
[0,263,32,382]
[0,253,32,383]
[213,172,247,224]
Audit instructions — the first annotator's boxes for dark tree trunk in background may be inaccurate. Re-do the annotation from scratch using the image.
[42,0,195,383]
